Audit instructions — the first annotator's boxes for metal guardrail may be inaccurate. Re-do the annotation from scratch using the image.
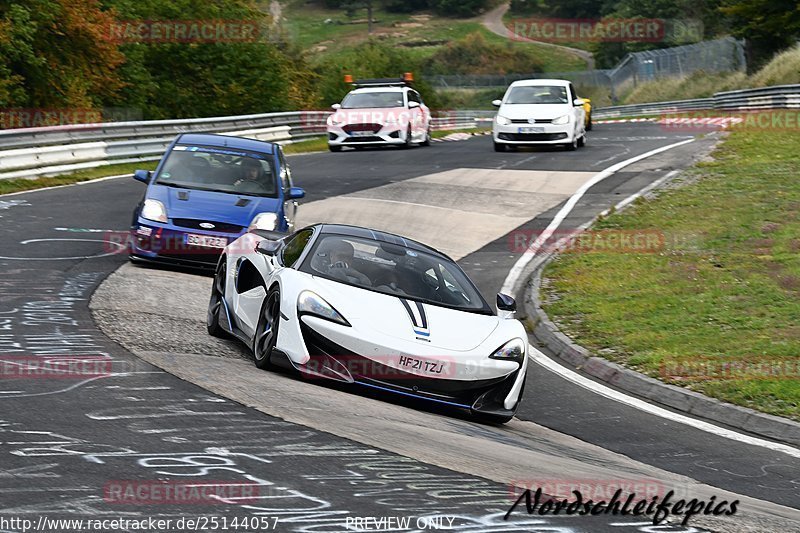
[593,84,800,119]
[0,110,493,180]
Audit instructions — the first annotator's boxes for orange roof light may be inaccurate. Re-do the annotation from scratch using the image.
[403,72,414,82]
[343,74,353,83]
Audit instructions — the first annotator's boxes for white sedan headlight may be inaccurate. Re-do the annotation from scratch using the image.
[327,116,344,126]
[551,114,570,125]
[489,338,526,362]
[297,291,350,326]
[496,115,511,126]
[248,213,278,232]
[141,199,168,223]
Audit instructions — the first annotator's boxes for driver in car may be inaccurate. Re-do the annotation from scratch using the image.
[547,86,567,103]
[326,240,371,286]
[234,158,266,193]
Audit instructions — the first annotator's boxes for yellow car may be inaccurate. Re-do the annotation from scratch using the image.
[582,98,592,130]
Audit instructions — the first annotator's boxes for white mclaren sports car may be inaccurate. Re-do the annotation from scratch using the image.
[207,224,528,423]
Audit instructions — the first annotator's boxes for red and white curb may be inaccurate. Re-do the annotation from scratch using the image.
[596,117,745,127]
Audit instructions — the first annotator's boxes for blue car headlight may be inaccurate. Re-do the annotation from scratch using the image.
[248,213,278,232]
[141,199,168,223]
[297,291,350,326]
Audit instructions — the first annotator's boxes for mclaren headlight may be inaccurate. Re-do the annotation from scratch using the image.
[248,213,278,232]
[489,338,526,362]
[141,199,168,223]
[495,115,511,126]
[297,290,350,326]
[551,114,570,125]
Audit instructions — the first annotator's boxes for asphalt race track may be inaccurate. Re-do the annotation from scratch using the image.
[1,124,798,532]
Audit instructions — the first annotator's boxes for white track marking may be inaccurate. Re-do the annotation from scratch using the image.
[529,347,800,458]
[501,138,694,295]
[0,238,125,261]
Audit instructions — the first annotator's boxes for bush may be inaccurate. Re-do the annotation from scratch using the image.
[315,40,443,109]
[423,32,545,75]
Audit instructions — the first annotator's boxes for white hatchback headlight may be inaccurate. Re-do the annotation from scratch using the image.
[297,290,350,326]
[552,114,570,125]
[489,338,526,362]
[141,199,168,223]
[248,213,278,232]
[496,115,511,126]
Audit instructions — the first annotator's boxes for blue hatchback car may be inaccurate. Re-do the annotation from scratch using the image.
[129,133,305,269]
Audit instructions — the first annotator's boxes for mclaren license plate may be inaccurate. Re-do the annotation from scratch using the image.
[186,233,227,249]
[398,355,444,374]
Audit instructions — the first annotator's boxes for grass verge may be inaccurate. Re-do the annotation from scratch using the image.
[541,127,800,421]
[0,162,158,196]
[431,127,490,138]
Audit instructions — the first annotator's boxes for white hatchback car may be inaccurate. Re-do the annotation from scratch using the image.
[492,79,586,152]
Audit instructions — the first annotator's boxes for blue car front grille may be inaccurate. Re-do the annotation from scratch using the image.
[172,219,243,233]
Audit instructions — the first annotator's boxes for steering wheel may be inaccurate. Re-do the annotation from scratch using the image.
[330,265,371,286]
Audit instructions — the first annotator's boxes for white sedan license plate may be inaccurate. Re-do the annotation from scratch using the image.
[350,131,374,137]
[186,234,227,249]
[519,126,544,133]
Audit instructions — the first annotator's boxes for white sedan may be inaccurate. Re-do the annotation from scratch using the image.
[492,78,587,152]
[207,223,528,423]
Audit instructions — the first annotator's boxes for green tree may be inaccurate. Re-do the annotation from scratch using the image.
[0,0,124,109]
[101,0,318,118]
[721,0,800,68]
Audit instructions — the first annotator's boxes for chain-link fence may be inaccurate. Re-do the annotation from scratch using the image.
[429,37,746,104]
[606,37,746,101]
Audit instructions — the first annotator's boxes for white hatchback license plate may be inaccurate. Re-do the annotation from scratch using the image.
[186,234,227,249]
[350,131,374,137]
[519,126,544,133]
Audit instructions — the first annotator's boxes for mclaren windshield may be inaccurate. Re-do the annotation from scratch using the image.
[154,145,278,197]
[300,234,492,314]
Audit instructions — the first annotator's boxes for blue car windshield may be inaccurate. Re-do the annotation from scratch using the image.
[155,146,278,197]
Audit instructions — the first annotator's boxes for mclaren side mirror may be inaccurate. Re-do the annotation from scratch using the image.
[133,169,151,183]
[255,239,282,256]
[497,293,517,313]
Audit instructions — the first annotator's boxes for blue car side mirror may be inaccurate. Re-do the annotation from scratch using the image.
[133,169,151,183]
[287,187,305,200]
